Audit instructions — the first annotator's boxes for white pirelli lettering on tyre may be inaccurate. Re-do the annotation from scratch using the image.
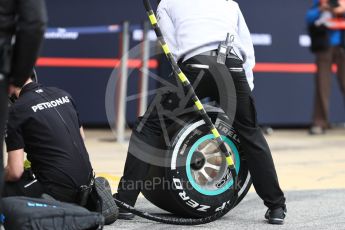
[197,205,211,212]
[215,201,230,212]
[186,200,199,208]
[173,178,183,190]
[173,177,211,212]
[178,191,190,201]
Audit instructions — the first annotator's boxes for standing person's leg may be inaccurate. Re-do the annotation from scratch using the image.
[225,61,286,208]
[334,47,345,107]
[116,147,151,207]
[181,55,286,224]
[115,118,161,219]
[0,76,7,211]
[312,48,333,132]
[115,99,176,218]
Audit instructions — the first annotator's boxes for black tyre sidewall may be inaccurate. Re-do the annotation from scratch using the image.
[165,111,251,217]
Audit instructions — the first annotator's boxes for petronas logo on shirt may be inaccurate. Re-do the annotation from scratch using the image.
[31,96,71,113]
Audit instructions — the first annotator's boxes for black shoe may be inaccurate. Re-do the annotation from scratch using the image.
[112,194,135,220]
[265,207,287,225]
[94,177,119,225]
[118,207,135,220]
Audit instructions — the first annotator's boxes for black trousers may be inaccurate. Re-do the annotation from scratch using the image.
[0,76,7,211]
[3,170,45,199]
[3,170,103,214]
[3,170,80,204]
[117,54,286,210]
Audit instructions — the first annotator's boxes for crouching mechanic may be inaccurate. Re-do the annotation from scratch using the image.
[3,76,118,225]
[115,0,287,225]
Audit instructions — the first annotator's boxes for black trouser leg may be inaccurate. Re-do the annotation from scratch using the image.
[181,55,286,210]
[117,107,171,206]
[0,77,7,211]
[117,68,180,206]
[2,170,44,198]
[229,68,286,210]
[116,152,151,206]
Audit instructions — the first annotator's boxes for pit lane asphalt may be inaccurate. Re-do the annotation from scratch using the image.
[106,189,345,230]
[84,128,345,230]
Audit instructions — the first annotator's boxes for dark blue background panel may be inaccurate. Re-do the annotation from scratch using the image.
[36,0,345,126]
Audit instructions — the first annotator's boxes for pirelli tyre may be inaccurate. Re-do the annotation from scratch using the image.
[141,106,252,218]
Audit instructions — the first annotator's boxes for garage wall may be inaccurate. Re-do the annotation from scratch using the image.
[36,0,345,126]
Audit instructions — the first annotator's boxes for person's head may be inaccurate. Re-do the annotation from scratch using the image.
[320,0,341,5]
[9,77,33,99]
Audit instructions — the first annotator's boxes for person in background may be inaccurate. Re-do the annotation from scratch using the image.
[115,0,287,224]
[0,0,47,213]
[4,75,119,225]
[306,0,345,135]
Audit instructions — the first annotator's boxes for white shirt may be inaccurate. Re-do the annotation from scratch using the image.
[157,0,255,90]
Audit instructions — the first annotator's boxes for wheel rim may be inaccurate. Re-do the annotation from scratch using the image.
[186,134,240,196]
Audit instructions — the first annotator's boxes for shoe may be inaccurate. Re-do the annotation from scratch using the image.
[94,177,119,225]
[41,193,56,201]
[265,207,287,225]
[118,207,135,220]
[309,126,325,135]
[112,194,135,220]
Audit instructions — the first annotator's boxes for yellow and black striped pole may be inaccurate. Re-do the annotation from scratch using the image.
[143,0,237,181]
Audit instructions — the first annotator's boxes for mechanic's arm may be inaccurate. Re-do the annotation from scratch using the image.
[9,0,48,87]
[5,149,25,182]
[68,94,86,140]
[5,108,26,181]
[157,0,178,60]
[80,127,86,140]
[306,5,322,24]
[236,2,255,91]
